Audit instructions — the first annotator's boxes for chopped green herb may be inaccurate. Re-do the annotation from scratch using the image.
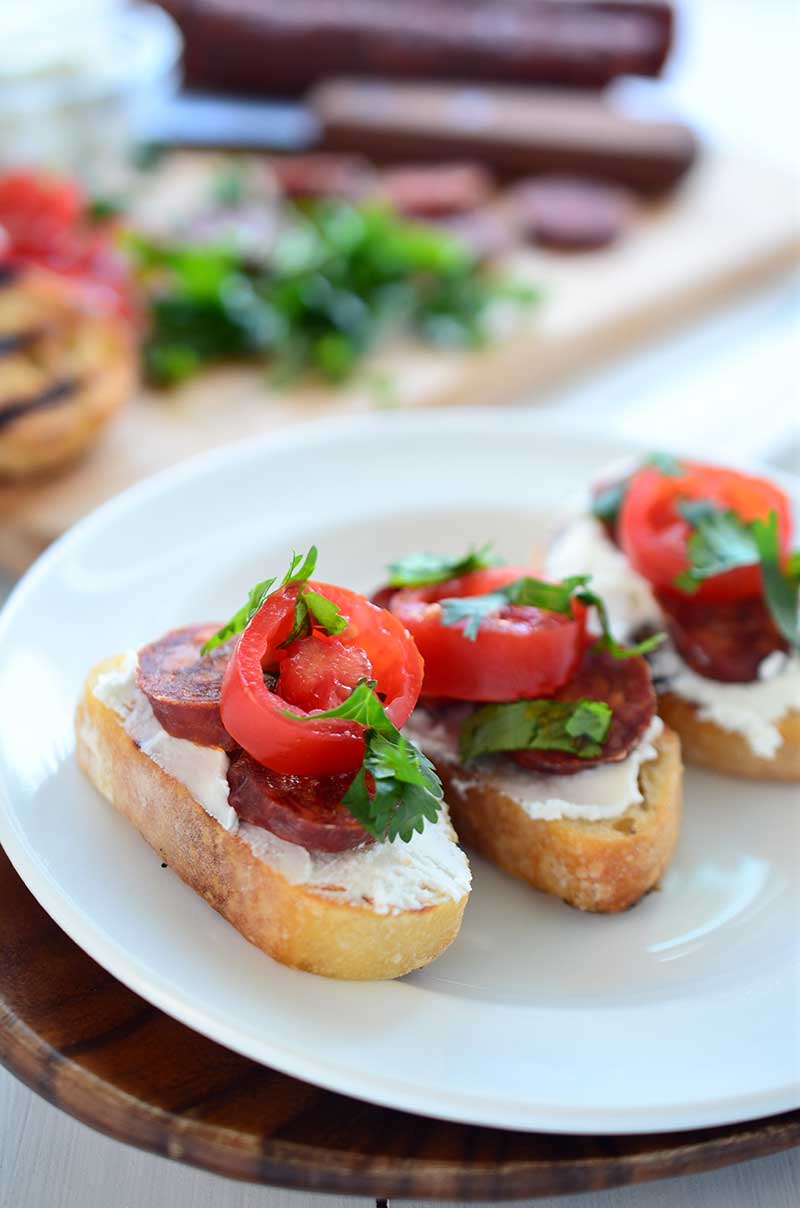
[646,451,684,476]
[288,680,443,843]
[201,546,320,654]
[438,572,663,657]
[751,512,800,648]
[591,482,627,525]
[459,697,613,763]
[675,502,762,592]
[131,200,538,388]
[387,543,499,588]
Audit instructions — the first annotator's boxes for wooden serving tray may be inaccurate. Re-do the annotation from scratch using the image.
[1,151,798,577]
[0,846,797,1201]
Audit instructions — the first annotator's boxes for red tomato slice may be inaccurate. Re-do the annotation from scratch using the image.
[277,633,373,712]
[0,171,83,259]
[220,582,423,776]
[619,463,793,602]
[387,566,587,701]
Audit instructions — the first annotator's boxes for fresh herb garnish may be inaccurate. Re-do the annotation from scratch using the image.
[387,543,499,588]
[676,504,800,649]
[459,697,613,763]
[279,585,348,648]
[131,200,538,388]
[288,680,443,843]
[200,546,344,654]
[674,502,758,591]
[438,573,664,657]
[750,513,800,647]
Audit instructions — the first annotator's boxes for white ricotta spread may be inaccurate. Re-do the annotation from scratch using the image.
[239,814,471,915]
[92,653,470,915]
[545,514,660,641]
[407,711,664,823]
[94,652,238,831]
[652,646,800,759]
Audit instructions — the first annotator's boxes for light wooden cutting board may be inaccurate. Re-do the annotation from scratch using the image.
[1,152,797,576]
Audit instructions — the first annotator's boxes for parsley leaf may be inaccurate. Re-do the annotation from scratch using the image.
[459,697,613,763]
[287,679,443,843]
[387,543,500,588]
[674,502,757,591]
[646,451,684,476]
[751,512,800,647]
[438,573,663,657]
[201,546,320,654]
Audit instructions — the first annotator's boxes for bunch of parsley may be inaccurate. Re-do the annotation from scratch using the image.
[131,200,537,388]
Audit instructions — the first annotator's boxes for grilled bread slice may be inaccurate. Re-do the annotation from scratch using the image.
[75,656,470,980]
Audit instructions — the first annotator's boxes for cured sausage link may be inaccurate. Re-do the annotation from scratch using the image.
[513,649,656,775]
[137,623,238,751]
[227,751,372,852]
[655,590,789,683]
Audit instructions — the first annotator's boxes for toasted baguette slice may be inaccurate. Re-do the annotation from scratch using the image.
[75,658,469,980]
[658,694,800,782]
[425,727,682,913]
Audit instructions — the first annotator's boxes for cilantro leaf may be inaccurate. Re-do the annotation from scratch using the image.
[751,512,800,648]
[287,679,443,843]
[387,543,500,588]
[574,587,666,659]
[591,482,627,525]
[439,591,509,640]
[459,697,613,763]
[279,585,348,648]
[673,503,757,592]
[201,547,319,654]
[646,451,684,476]
[437,572,662,657]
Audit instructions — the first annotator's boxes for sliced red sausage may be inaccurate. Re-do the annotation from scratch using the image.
[267,153,376,201]
[655,590,788,684]
[137,623,237,750]
[513,649,656,775]
[511,175,636,250]
[227,750,372,852]
[376,163,493,219]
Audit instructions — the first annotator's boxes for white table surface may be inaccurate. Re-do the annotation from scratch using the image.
[1,2,799,1206]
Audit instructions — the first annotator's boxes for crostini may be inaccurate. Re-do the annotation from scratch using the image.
[76,549,471,980]
[375,549,683,912]
[547,454,800,781]
[0,171,135,477]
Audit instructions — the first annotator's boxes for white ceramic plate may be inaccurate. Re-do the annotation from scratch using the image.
[0,411,798,1135]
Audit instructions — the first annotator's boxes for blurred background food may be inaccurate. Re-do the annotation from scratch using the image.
[0,0,797,558]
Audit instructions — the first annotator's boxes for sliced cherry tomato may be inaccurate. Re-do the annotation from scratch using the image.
[0,171,83,259]
[277,633,372,712]
[0,170,134,318]
[221,582,423,776]
[619,463,793,603]
[386,566,587,701]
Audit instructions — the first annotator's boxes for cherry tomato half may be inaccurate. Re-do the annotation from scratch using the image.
[386,566,587,701]
[619,463,793,602]
[220,582,423,776]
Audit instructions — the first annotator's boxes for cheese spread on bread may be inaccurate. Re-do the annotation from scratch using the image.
[651,645,800,759]
[407,710,664,822]
[94,652,471,915]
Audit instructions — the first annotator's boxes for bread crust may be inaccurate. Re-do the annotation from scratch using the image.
[430,728,682,913]
[658,694,800,782]
[75,658,468,980]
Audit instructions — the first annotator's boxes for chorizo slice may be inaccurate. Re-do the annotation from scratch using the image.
[655,590,788,684]
[227,751,372,852]
[137,623,237,750]
[513,649,656,775]
[511,175,636,250]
